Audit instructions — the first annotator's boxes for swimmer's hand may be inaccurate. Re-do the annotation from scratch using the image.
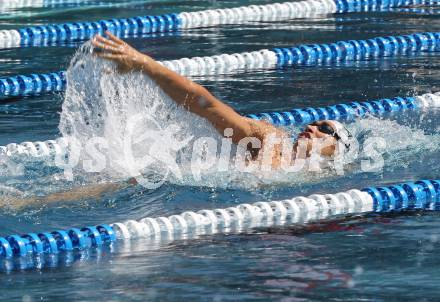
[92,31,149,73]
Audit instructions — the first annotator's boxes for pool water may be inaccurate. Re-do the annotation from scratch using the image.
[1,0,440,301]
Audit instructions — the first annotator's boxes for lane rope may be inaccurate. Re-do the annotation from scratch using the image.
[1,31,440,99]
[0,0,77,11]
[0,179,439,258]
[1,92,439,159]
[245,93,440,126]
[0,0,148,12]
[0,0,438,48]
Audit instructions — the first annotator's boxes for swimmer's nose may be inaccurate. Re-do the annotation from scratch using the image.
[305,124,317,133]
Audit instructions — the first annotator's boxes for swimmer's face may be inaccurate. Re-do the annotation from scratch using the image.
[297,120,339,157]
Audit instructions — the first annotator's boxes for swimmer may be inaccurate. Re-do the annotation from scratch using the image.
[1,32,354,208]
[91,31,354,167]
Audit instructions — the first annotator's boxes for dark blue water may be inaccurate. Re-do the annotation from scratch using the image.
[1,0,440,301]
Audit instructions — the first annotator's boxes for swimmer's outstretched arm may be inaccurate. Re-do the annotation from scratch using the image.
[92,32,280,143]
[0,179,136,209]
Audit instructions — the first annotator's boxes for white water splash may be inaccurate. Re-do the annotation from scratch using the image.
[56,42,440,190]
[59,43,228,185]
[58,43,337,189]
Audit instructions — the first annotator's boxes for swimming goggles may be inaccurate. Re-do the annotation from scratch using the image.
[310,122,353,151]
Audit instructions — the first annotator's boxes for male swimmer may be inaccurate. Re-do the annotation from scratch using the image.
[91,32,353,166]
[1,32,353,208]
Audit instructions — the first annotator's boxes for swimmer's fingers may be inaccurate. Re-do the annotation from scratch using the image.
[104,31,126,46]
[94,34,120,49]
[92,39,124,54]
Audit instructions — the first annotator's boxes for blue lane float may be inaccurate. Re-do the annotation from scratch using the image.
[0,225,116,258]
[1,31,440,99]
[1,179,440,258]
[0,0,144,13]
[245,96,420,126]
[0,0,438,49]
[0,71,66,99]
[1,92,439,159]
[247,92,440,127]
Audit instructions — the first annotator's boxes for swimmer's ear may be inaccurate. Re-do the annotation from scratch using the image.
[321,144,336,157]
[319,137,337,157]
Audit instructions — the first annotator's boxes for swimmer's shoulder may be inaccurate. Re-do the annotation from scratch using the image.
[243,117,289,140]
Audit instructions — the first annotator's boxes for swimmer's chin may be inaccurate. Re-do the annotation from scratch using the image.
[298,132,311,139]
